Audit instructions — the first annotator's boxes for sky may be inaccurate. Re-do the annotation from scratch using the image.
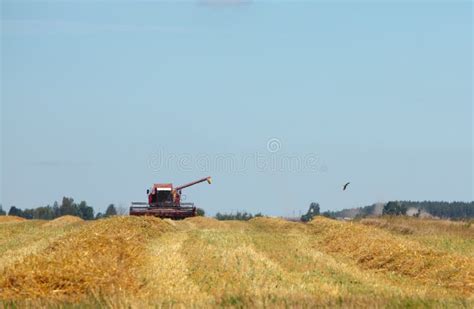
[1,0,472,216]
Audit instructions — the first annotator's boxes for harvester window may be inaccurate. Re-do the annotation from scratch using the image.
[157,190,172,203]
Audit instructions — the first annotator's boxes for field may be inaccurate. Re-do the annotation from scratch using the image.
[0,215,473,307]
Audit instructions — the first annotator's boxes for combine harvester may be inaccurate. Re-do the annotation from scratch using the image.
[129,176,212,219]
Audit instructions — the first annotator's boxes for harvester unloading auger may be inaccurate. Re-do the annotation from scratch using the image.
[129,176,212,219]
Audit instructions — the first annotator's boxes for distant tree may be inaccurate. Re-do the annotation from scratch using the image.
[215,212,225,220]
[105,204,117,217]
[0,205,5,216]
[52,201,60,218]
[60,197,78,216]
[321,211,336,219]
[383,201,408,216]
[33,206,54,220]
[95,212,105,220]
[196,208,205,216]
[22,209,34,219]
[77,201,94,220]
[301,202,320,222]
[8,206,22,217]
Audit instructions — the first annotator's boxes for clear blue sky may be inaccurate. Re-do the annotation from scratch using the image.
[1,1,472,216]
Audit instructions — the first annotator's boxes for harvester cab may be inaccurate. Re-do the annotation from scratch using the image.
[130,176,212,219]
[148,184,173,205]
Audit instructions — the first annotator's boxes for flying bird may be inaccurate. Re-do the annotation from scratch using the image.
[343,182,350,191]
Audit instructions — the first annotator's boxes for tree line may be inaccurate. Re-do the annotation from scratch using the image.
[0,198,119,220]
[320,201,474,220]
[384,201,474,219]
[215,211,263,221]
[2,199,472,222]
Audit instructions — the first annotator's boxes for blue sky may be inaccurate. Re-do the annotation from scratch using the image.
[1,1,472,216]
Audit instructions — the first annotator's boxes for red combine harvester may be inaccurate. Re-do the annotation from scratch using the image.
[129,176,212,219]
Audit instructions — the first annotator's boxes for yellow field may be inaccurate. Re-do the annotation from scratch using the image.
[0,216,472,307]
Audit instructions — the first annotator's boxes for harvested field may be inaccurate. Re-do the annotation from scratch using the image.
[308,217,473,295]
[360,217,474,256]
[0,216,472,307]
[0,216,172,301]
[0,220,82,272]
[43,215,84,227]
[0,216,27,223]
